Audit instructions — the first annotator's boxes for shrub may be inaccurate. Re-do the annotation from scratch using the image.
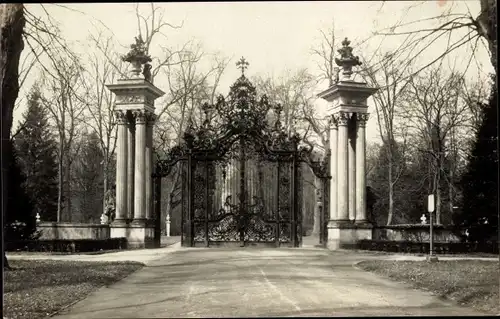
[354,240,499,254]
[5,238,127,253]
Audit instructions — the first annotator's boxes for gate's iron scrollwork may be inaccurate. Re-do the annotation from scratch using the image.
[153,60,311,247]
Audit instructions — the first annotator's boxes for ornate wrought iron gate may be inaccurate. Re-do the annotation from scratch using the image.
[154,67,305,247]
[182,138,302,247]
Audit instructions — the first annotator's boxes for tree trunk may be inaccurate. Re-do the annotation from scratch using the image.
[386,156,394,225]
[64,162,71,221]
[102,169,108,220]
[478,0,497,75]
[435,154,442,225]
[448,136,456,223]
[1,3,25,269]
[436,176,442,225]
[57,152,63,221]
[449,164,454,223]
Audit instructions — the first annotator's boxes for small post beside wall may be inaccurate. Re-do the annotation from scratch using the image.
[166,214,171,237]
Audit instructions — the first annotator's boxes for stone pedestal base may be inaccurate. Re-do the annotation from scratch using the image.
[326,220,373,250]
[110,221,155,249]
[426,255,439,263]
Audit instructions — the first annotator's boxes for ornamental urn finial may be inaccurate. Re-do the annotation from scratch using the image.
[122,35,152,78]
[334,37,362,80]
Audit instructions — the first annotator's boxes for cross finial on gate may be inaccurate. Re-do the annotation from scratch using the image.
[236,57,249,76]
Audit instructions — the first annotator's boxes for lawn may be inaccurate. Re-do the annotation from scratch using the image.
[3,259,144,319]
[357,260,500,314]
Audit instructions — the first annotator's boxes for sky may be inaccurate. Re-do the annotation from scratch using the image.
[17,1,492,144]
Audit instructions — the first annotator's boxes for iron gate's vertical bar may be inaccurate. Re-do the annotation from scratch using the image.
[239,138,246,245]
[291,156,298,247]
[187,153,194,247]
[205,158,209,247]
[154,176,162,248]
[275,161,280,247]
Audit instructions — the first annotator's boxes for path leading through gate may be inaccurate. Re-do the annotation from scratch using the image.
[53,248,486,318]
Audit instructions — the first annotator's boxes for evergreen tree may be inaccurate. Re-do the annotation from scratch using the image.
[5,140,36,242]
[14,86,59,222]
[73,131,105,222]
[458,81,498,242]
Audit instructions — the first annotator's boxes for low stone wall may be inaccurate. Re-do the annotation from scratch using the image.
[373,224,461,243]
[37,222,110,240]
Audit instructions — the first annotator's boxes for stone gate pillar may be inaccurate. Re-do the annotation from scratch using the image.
[317,38,378,250]
[106,36,165,248]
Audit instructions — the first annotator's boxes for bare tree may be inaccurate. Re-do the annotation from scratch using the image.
[370,1,496,86]
[366,142,381,179]
[403,66,472,224]
[133,2,188,83]
[460,74,491,136]
[2,2,84,268]
[360,52,413,225]
[41,57,86,222]
[252,69,318,142]
[82,30,128,216]
[311,19,338,87]
[156,51,229,233]
[1,3,25,270]
[253,69,327,235]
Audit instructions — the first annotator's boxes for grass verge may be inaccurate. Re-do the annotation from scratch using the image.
[357,260,499,314]
[6,249,123,256]
[3,259,144,319]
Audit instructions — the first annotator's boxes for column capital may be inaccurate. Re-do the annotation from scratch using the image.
[356,113,370,127]
[330,114,338,129]
[146,112,157,127]
[133,110,147,124]
[115,110,128,124]
[337,111,352,126]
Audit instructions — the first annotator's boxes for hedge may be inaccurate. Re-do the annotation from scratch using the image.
[5,238,128,253]
[350,240,499,254]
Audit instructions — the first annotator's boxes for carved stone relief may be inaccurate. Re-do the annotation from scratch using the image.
[116,95,144,104]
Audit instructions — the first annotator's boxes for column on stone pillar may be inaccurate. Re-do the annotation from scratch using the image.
[133,110,147,222]
[329,115,338,221]
[145,112,155,220]
[355,113,369,223]
[348,114,356,221]
[127,114,135,221]
[114,110,128,223]
[336,112,349,221]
